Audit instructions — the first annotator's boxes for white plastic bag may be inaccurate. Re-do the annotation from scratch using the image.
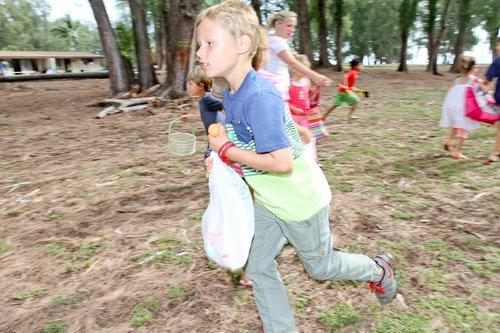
[201,152,254,270]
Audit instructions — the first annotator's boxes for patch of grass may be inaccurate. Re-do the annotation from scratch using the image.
[233,293,251,307]
[168,284,195,299]
[329,280,361,291]
[417,269,450,292]
[187,211,203,228]
[0,241,9,257]
[417,295,499,332]
[294,292,311,310]
[130,296,160,327]
[319,303,361,332]
[49,213,67,219]
[116,170,137,186]
[7,207,23,217]
[391,211,417,219]
[374,312,430,333]
[45,239,65,254]
[12,288,47,300]
[138,236,193,267]
[424,238,450,252]
[378,240,411,266]
[43,320,66,333]
[157,164,167,171]
[334,182,354,192]
[237,329,251,333]
[44,238,107,272]
[156,185,167,192]
[83,192,99,205]
[52,294,76,306]
[476,286,498,298]
[466,262,497,279]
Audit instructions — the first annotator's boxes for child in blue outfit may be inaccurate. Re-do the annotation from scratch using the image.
[196,2,399,332]
[181,66,225,158]
[482,38,500,162]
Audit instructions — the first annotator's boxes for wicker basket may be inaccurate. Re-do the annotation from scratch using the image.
[167,117,196,156]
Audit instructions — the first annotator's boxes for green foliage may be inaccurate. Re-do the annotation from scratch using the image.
[42,320,66,333]
[417,295,499,332]
[44,238,108,272]
[0,0,50,50]
[167,284,196,299]
[52,294,76,306]
[12,288,47,300]
[0,240,9,257]
[320,303,361,332]
[138,236,193,267]
[0,0,101,52]
[7,207,23,217]
[294,292,311,310]
[115,21,136,64]
[374,313,431,333]
[130,296,160,327]
[391,211,417,219]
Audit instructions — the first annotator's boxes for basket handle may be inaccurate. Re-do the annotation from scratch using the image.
[168,116,196,140]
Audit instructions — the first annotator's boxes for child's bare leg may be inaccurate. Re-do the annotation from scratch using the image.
[453,129,469,159]
[239,271,253,287]
[348,102,359,120]
[444,128,457,151]
[489,122,500,161]
[323,105,337,121]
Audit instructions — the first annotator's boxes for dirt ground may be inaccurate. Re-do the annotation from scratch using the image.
[0,67,498,333]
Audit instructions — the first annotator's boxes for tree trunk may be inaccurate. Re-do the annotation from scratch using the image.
[129,0,158,91]
[397,0,418,72]
[450,0,471,73]
[250,0,262,25]
[89,0,130,95]
[296,0,314,64]
[316,0,331,67]
[426,0,452,75]
[397,30,409,72]
[153,2,166,71]
[333,0,343,72]
[163,0,202,99]
[426,0,437,72]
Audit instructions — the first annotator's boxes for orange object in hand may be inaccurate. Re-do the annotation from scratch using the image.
[208,123,220,137]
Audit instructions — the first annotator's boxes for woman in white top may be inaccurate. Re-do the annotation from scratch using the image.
[265,11,332,102]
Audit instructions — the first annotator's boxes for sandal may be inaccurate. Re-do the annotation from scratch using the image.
[239,279,253,287]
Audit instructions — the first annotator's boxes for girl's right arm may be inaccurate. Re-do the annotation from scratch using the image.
[208,125,293,174]
[278,50,332,87]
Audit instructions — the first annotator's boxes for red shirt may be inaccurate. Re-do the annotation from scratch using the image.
[339,69,358,92]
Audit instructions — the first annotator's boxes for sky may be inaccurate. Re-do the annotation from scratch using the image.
[45,0,493,64]
[47,0,119,24]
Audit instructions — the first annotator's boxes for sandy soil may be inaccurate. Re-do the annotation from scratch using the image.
[0,67,498,333]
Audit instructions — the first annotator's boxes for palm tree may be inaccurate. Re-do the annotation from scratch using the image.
[51,14,80,51]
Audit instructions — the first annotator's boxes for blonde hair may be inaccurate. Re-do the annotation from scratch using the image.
[294,53,310,67]
[267,11,297,29]
[459,55,476,74]
[195,0,259,58]
[252,26,268,70]
[187,66,212,92]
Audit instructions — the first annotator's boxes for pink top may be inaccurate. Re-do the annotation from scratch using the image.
[289,78,311,112]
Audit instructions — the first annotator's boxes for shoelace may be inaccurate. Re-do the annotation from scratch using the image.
[369,282,385,294]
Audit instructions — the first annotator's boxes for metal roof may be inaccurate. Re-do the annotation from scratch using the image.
[0,51,105,59]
